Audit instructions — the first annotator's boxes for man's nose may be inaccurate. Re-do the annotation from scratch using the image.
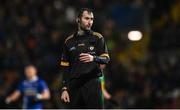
[88,20,92,24]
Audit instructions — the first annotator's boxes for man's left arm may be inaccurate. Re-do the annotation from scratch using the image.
[37,80,50,100]
[79,36,110,64]
[94,36,110,64]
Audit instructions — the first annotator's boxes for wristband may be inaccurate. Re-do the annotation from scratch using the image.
[36,94,42,100]
[93,55,109,64]
[5,98,11,104]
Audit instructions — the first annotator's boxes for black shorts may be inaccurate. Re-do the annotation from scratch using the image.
[65,75,104,109]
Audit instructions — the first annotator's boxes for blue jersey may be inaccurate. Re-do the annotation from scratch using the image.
[17,77,49,109]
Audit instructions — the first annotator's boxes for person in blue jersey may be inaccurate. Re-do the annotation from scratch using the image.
[5,64,50,109]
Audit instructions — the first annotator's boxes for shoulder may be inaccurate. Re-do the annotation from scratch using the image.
[37,78,46,83]
[18,80,27,88]
[64,34,74,44]
[38,78,48,86]
[92,31,103,39]
[18,80,24,86]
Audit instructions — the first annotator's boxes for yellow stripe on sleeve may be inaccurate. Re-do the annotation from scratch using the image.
[60,61,70,66]
[100,53,110,58]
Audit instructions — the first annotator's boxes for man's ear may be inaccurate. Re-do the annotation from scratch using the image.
[76,18,80,23]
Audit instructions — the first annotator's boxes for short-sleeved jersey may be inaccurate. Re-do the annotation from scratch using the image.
[17,77,49,109]
[60,31,110,80]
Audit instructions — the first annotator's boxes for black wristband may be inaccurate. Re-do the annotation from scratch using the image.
[93,55,109,64]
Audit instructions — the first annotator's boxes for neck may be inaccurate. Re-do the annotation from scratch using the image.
[77,26,91,36]
[28,75,38,81]
[78,27,84,36]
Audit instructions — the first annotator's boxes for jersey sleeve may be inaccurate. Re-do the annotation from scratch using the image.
[97,37,109,58]
[60,42,71,87]
[60,42,70,67]
[94,36,110,64]
[39,80,49,93]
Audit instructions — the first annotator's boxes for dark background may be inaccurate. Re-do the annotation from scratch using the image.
[0,0,180,108]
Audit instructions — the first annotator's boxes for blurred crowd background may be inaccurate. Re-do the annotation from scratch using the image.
[0,0,180,108]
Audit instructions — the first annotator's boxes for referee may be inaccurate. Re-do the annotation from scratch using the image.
[60,8,110,108]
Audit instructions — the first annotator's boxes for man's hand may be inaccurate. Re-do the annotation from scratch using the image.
[5,90,21,104]
[103,89,111,100]
[79,53,94,63]
[5,97,11,104]
[61,87,70,103]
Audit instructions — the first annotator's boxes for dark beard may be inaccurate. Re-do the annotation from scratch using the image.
[79,27,92,35]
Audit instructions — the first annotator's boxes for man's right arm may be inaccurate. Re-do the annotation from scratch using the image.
[6,90,21,104]
[60,66,70,89]
[60,41,71,103]
[6,81,23,104]
[60,40,71,90]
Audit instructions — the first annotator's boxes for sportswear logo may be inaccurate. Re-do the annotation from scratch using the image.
[89,46,94,50]
[78,43,85,46]
[69,46,76,51]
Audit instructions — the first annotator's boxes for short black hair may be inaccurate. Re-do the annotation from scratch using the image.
[24,62,36,68]
[77,8,93,18]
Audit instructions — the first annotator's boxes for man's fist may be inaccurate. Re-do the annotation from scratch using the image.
[5,97,11,104]
[61,90,70,103]
[79,53,94,63]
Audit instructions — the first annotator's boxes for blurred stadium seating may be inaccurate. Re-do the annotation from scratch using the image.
[0,0,180,108]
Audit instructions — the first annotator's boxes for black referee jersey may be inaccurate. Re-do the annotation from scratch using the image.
[60,30,110,87]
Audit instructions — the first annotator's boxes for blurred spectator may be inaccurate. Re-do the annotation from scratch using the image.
[5,64,50,109]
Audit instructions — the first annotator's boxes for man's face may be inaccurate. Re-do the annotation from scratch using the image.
[79,11,94,30]
[25,66,37,79]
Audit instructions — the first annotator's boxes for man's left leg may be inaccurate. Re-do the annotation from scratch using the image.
[82,78,104,108]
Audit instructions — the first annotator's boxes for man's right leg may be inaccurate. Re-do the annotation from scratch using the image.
[64,79,85,108]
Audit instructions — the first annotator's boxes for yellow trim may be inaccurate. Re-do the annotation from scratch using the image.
[100,53,110,58]
[93,32,103,38]
[101,81,105,91]
[65,34,74,44]
[60,61,70,66]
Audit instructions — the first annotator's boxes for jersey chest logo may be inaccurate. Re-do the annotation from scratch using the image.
[78,43,85,46]
[89,46,94,50]
[69,46,76,51]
